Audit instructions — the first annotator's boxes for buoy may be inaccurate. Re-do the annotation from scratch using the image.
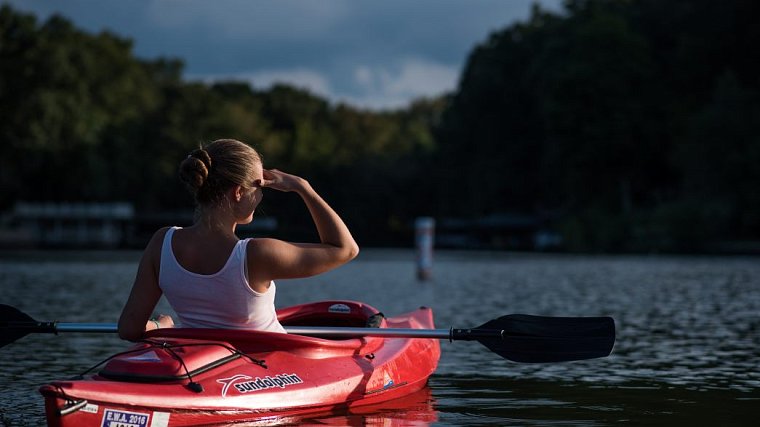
[414,217,435,281]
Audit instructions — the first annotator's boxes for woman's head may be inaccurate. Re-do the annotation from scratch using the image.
[179,139,263,207]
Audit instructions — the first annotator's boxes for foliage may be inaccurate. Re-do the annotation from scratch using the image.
[2,1,759,251]
[434,0,760,251]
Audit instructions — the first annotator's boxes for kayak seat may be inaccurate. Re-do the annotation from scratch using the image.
[365,313,385,328]
[137,301,390,357]
[277,300,387,329]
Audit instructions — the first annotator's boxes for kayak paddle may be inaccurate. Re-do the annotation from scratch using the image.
[0,304,614,363]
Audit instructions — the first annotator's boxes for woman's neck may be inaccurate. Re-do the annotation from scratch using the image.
[194,206,238,237]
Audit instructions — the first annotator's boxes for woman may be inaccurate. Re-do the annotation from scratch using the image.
[118,139,359,341]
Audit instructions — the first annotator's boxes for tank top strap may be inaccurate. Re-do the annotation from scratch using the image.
[160,227,181,269]
[237,237,252,280]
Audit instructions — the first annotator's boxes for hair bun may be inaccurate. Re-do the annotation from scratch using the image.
[189,148,212,170]
[179,148,212,191]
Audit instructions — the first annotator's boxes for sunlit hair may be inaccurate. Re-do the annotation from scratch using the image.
[179,139,262,206]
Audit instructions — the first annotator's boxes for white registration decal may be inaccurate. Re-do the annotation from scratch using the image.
[100,409,150,427]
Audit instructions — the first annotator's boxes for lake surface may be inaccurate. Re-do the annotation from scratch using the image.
[1,250,759,426]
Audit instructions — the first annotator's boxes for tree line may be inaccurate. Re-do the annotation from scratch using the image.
[436,0,760,252]
[1,1,759,252]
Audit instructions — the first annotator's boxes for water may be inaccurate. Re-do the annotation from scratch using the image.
[1,250,759,426]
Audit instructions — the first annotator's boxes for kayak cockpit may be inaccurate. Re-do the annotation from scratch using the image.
[96,301,391,384]
[276,300,387,329]
[140,300,388,357]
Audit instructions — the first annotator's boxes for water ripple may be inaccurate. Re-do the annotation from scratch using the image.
[2,251,759,426]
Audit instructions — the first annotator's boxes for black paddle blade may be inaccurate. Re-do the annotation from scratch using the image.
[0,304,39,348]
[477,314,615,363]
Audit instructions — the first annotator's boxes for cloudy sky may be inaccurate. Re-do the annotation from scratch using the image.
[5,0,562,110]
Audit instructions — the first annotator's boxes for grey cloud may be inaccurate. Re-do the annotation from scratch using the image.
[3,0,563,109]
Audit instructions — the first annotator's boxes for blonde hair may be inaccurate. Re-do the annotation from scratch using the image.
[179,139,262,206]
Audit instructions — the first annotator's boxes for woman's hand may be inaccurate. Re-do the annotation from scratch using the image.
[260,169,309,193]
[145,314,174,331]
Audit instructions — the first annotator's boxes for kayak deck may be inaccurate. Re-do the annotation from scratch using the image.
[39,300,441,426]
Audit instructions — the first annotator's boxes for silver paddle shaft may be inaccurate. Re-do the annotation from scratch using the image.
[284,326,453,339]
[56,323,119,333]
[53,323,457,339]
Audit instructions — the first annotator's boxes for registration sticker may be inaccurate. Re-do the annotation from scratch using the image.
[81,403,99,414]
[101,409,150,427]
[149,412,170,427]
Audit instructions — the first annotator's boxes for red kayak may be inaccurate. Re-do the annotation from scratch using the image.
[39,300,441,426]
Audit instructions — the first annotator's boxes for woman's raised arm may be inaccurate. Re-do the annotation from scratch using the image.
[248,169,359,283]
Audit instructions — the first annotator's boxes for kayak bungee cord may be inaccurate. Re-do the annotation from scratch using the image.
[74,339,268,394]
[75,345,160,380]
[157,343,205,393]
[46,345,178,417]
[51,384,88,417]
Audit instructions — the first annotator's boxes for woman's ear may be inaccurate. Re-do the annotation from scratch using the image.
[231,185,243,202]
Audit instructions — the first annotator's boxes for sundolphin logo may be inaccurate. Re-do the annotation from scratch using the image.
[217,374,251,397]
[217,373,303,397]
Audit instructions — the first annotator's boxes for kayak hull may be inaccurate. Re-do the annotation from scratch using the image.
[39,301,440,426]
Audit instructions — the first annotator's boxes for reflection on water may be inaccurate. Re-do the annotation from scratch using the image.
[1,250,759,426]
[210,387,437,426]
[432,376,760,426]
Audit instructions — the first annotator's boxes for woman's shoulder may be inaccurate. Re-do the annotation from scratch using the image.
[245,237,280,252]
[144,226,175,255]
[244,237,282,265]
[151,226,174,243]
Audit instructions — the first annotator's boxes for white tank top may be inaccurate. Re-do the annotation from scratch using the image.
[158,227,286,333]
